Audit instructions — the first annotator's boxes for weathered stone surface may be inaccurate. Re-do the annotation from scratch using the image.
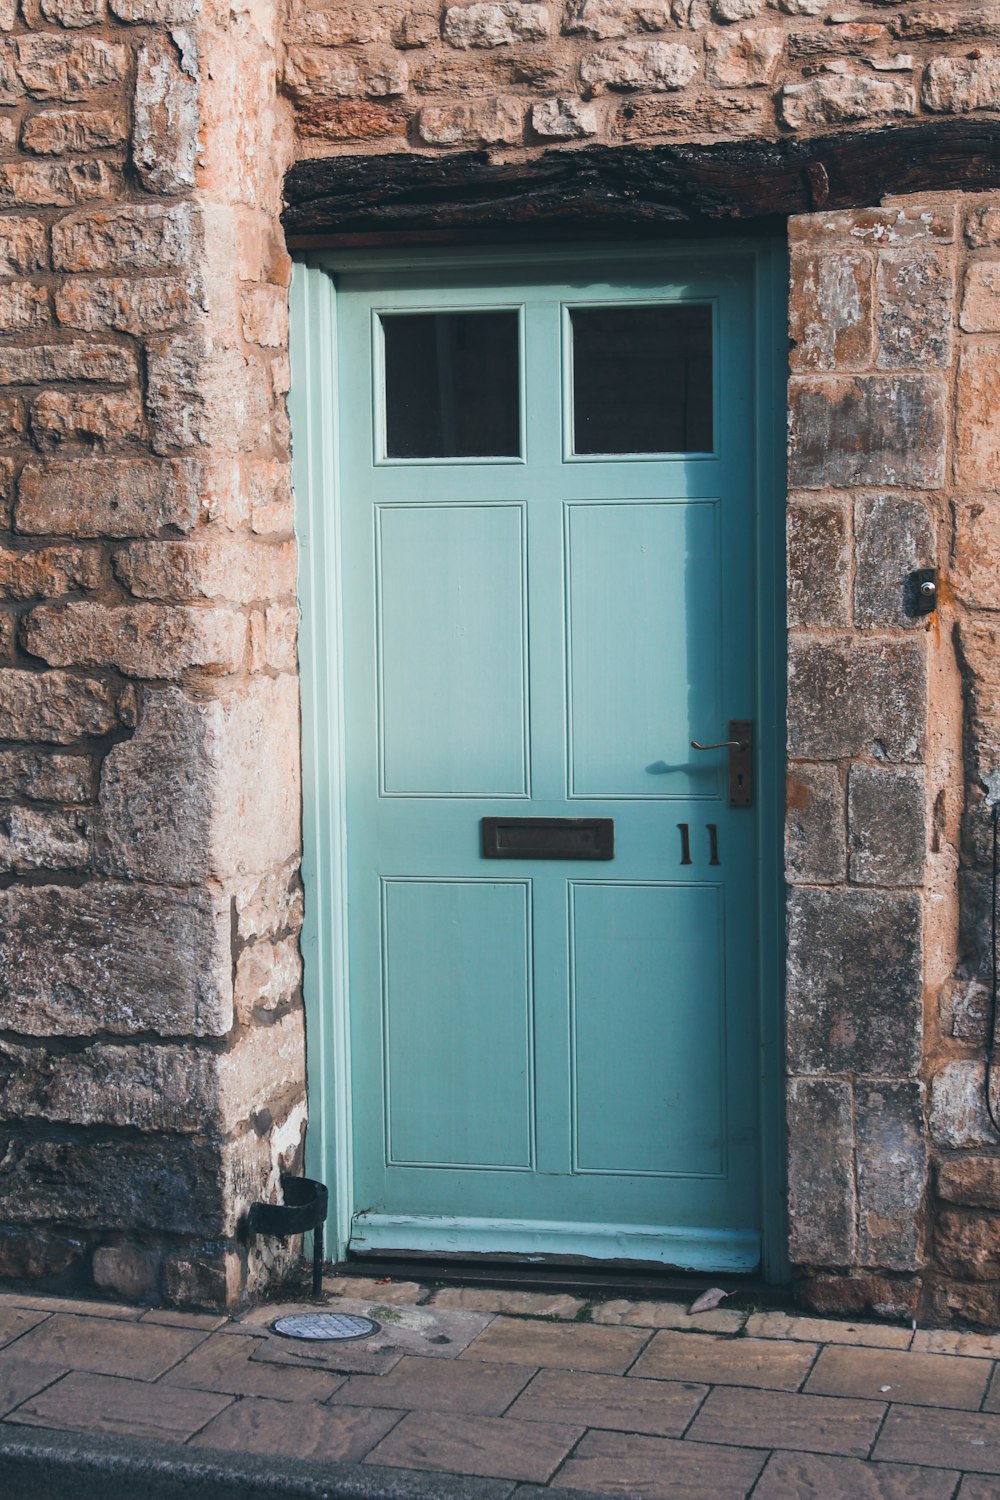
[0,668,118,742]
[925,1279,1000,1330]
[52,202,199,272]
[618,88,769,138]
[29,391,144,450]
[15,459,200,537]
[0,1227,83,1282]
[787,1078,856,1265]
[240,284,286,348]
[296,98,408,141]
[530,96,598,137]
[0,342,134,387]
[957,339,1000,491]
[39,0,105,26]
[936,1209,1000,1282]
[0,158,118,207]
[967,206,1000,249]
[855,1081,925,1271]
[234,863,304,942]
[0,749,93,802]
[0,216,47,275]
[133,36,198,194]
[929,1061,998,1149]
[233,934,302,1025]
[0,882,233,1037]
[962,261,1000,333]
[854,493,935,629]
[0,280,49,331]
[113,536,295,603]
[938,1157,1000,1212]
[0,543,101,599]
[848,764,926,887]
[785,762,845,885]
[580,40,698,91]
[787,638,925,762]
[787,889,923,1076]
[22,602,247,676]
[788,376,946,490]
[109,0,198,17]
[705,26,783,88]
[21,106,126,153]
[780,76,915,129]
[0,806,91,872]
[92,1246,158,1301]
[416,96,525,145]
[790,203,956,249]
[795,1272,920,1322]
[941,978,991,1046]
[97,679,300,883]
[787,496,849,626]
[923,56,1000,113]
[563,0,671,39]
[55,276,192,334]
[145,332,206,452]
[443,3,551,48]
[164,1247,243,1309]
[875,247,953,368]
[788,249,872,372]
[14,34,126,99]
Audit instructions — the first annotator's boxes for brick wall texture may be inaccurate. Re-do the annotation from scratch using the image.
[3,0,1000,1316]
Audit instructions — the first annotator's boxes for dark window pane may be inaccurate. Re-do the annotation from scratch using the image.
[571,304,713,455]
[382,311,520,459]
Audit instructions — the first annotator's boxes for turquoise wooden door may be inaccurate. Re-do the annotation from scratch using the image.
[337,254,763,1270]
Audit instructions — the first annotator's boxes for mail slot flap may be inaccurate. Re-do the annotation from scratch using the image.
[482,817,614,861]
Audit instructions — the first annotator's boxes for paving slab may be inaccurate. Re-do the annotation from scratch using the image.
[550,1429,766,1499]
[0,1360,68,1418]
[242,1298,491,1361]
[191,1396,402,1461]
[0,1306,51,1350]
[431,1289,586,1320]
[139,1311,229,1332]
[805,1343,991,1410]
[912,1328,1000,1359]
[366,1411,583,1484]
[324,1279,431,1306]
[163,1332,346,1401]
[745,1312,913,1350]
[875,1404,1000,1473]
[460,1317,649,1373]
[0,1297,145,1320]
[8,1314,208,1380]
[960,1477,1000,1499]
[590,1299,745,1334]
[686,1385,885,1457]
[331,1355,534,1416]
[630,1331,817,1390]
[507,1366,707,1437]
[6,1370,232,1443]
[753,1450,960,1499]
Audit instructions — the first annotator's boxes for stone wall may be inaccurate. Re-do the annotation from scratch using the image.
[0,0,304,1306]
[785,191,1000,1326]
[280,1,1000,155]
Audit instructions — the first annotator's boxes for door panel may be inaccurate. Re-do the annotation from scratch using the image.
[337,257,763,1269]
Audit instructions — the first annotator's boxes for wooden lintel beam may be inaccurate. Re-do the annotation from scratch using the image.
[282,120,1000,240]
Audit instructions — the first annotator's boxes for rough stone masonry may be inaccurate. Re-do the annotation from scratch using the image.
[3,0,1000,1317]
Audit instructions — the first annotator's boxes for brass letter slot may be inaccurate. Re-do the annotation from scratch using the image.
[482,817,614,861]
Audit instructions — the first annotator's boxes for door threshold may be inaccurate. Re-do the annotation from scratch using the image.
[334,1253,792,1308]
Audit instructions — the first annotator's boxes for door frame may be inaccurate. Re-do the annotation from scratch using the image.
[289,237,790,1283]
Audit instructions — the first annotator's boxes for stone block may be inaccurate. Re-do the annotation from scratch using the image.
[563,0,671,39]
[790,203,955,249]
[443,3,550,47]
[848,764,926,887]
[957,338,1000,491]
[789,249,873,372]
[110,0,198,17]
[705,26,783,88]
[217,1009,305,1130]
[530,97,598,138]
[0,543,101,599]
[0,216,47,274]
[54,276,192,334]
[240,283,286,348]
[938,1157,1000,1212]
[234,863,304,942]
[14,34,126,100]
[619,89,770,138]
[39,0,105,25]
[936,1209,1000,1281]
[0,881,233,1037]
[113,536,296,604]
[146,332,206,452]
[923,56,1000,113]
[21,107,126,153]
[787,496,849,626]
[92,1245,158,1300]
[855,1081,925,1271]
[787,888,923,1077]
[133,36,198,195]
[51,202,199,272]
[0,749,93,802]
[97,678,299,883]
[961,261,1000,333]
[940,978,991,1046]
[925,1278,1000,1329]
[417,96,525,146]
[0,668,118,741]
[779,76,915,129]
[0,805,92,872]
[788,376,946,490]
[16,459,200,537]
[22,602,247,676]
[0,280,49,331]
[785,762,845,885]
[787,637,925,762]
[29,390,144,450]
[0,158,118,207]
[794,1271,920,1321]
[875,247,953,369]
[0,1037,215,1132]
[0,1226,84,1281]
[0,342,134,386]
[929,1061,997,1149]
[164,1246,243,1309]
[0,396,25,443]
[296,99,408,142]
[282,48,360,103]
[787,1078,857,1265]
[233,934,302,1025]
[854,493,935,629]
[580,39,698,91]
[968,207,1000,249]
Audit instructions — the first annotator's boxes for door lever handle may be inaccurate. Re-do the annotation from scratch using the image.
[690,721,753,808]
[691,738,745,751]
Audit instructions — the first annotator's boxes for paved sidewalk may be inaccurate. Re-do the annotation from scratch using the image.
[2,1275,999,1498]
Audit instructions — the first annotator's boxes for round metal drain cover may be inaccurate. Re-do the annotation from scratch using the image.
[272,1312,381,1343]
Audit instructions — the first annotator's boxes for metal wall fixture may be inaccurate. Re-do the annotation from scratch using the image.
[246,1174,329,1298]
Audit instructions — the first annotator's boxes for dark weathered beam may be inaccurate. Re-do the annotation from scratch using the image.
[283,119,1000,240]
